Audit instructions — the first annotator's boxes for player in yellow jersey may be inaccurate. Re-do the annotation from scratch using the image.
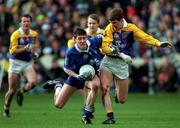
[67,13,105,48]
[3,14,39,117]
[100,8,172,124]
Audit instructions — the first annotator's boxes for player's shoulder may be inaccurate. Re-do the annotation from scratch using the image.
[66,45,76,54]
[105,23,113,31]
[88,35,102,43]
[11,29,19,37]
[31,29,38,36]
[123,23,137,31]
[96,27,105,34]
[100,28,105,34]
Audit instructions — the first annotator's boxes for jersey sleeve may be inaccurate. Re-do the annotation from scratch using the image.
[9,31,18,55]
[127,24,160,46]
[34,31,39,48]
[89,36,103,49]
[101,24,114,55]
[64,49,75,71]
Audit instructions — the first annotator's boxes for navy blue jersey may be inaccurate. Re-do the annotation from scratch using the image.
[64,36,102,74]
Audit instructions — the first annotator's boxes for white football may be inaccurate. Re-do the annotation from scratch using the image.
[79,64,95,79]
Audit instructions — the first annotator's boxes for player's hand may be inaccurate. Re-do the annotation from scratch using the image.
[159,41,172,48]
[118,52,132,64]
[24,44,34,51]
[110,44,119,54]
[32,52,39,60]
[76,72,92,81]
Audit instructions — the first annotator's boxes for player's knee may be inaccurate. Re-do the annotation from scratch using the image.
[31,80,37,86]
[101,85,109,94]
[8,88,16,95]
[28,81,37,89]
[91,84,99,92]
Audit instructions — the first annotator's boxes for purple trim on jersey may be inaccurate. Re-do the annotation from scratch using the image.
[12,51,32,62]
[112,31,134,55]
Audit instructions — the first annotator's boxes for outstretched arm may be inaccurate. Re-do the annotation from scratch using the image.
[131,24,172,48]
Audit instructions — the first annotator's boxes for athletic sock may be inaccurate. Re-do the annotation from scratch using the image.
[55,83,63,89]
[83,106,93,117]
[107,112,114,119]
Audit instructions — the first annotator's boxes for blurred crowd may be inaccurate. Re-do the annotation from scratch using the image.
[0,0,180,93]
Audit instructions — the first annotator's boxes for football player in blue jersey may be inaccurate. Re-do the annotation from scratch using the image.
[43,14,105,121]
[3,14,39,117]
[45,28,102,124]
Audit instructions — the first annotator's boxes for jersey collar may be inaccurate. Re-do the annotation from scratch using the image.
[85,27,101,33]
[123,18,128,27]
[75,40,90,53]
[19,27,32,35]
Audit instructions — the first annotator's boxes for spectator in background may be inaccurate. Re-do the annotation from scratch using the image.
[39,23,51,47]
[129,54,150,92]
[50,57,68,80]
[0,3,13,35]
[156,56,179,92]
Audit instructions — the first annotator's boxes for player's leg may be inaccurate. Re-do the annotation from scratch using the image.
[100,68,115,124]
[16,67,37,106]
[3,72,20,117]
[85,75,100,109]
[114,58,129,104]
[82,75,100,124]
[54,83,76,108]
[114,78,129,104]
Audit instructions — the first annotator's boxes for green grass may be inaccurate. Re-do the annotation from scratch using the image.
[0,92,180,128]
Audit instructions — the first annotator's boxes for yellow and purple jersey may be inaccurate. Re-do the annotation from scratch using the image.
[9,28,38,62]
[67,28,105,48]
[101,19,160,55]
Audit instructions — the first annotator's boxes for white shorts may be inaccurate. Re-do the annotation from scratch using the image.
[9,59,33,74]
[100,56,129,79]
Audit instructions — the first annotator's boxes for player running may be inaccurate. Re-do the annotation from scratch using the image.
[44,28,102,124]
[44,13,105,119]
[3,14,39,117]
[99,8,172,124]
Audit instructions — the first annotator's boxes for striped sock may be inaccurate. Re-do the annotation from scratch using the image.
[55,83,63,89]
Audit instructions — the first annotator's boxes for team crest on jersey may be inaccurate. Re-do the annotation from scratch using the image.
[19,38,25,44]
[113,32,126,50]
[26,38,30,43]
[114,33,120,40]
[83,54,89,60]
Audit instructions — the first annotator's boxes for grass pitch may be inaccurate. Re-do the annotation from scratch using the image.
[0,92,180,128]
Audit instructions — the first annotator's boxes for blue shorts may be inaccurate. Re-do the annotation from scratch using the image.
[65,76,85,89]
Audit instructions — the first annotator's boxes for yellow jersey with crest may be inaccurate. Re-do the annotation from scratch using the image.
[9,28,38,62]
[101,19,160,55]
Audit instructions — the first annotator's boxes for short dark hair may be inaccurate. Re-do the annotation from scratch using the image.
[108,8,124,21]
[88,14,100,23]
[73,27,87,38]
[20,14,32,22]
